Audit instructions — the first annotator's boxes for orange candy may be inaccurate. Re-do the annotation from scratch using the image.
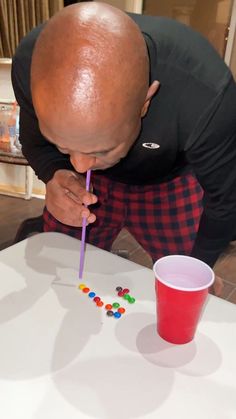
[83,287,90,293]
[97,301,104,307]
[105,304,112,310]
[118,307,125,314]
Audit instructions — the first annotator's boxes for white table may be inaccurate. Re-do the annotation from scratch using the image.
[0,232,235,419]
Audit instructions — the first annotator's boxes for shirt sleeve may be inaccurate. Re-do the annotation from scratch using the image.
[18,106,74,184]
[11,43,74,184]
[185,78,236,266]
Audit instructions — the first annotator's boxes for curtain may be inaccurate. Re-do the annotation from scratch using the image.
[0,0,64,58]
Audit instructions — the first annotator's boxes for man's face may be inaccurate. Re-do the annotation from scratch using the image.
[39,115,141,173]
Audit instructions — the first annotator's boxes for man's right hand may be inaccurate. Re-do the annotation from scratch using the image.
[45,169,98,226]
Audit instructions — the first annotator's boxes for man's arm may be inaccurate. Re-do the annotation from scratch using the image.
[186,78,236,267]
[12,52,74,183]
[12,68,98,225]
[18,106,74,183]
[11,42,98,225]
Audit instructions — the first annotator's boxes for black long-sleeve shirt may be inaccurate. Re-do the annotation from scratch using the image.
[11,14,236,267]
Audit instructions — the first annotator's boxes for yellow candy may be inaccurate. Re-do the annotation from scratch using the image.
[78,283,86,290]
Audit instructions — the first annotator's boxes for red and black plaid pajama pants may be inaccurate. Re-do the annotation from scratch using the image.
[43,172,203,261]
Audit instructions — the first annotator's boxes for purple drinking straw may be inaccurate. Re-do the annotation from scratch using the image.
[79,169,91,279]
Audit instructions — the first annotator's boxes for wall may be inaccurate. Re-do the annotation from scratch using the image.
[230,30,236,78]
[227,0,236,79]
[0,61,45,196]
[98,0,127,10]
[143,0,232,57]
[98,0,142,13]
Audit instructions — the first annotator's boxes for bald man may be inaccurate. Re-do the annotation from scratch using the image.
[12,2,236,294]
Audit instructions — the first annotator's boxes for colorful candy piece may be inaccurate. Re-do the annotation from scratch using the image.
[78,283,86,290]
[112,302,120,308]
[114,312,121,319]
[116,286,123,292]
[83,287,90,293]
[123,288,130,294]
[105,304,113,310]
[118,290,125,297]
[118,307,125,314]
[93,296,101,302]
[88,292,96,298]
[123,294,130,300]
[129,297,136,304]
[107,310,114,316]
[97,301,104,307]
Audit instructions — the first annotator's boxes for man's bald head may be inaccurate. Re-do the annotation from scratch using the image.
[31,1,150,141]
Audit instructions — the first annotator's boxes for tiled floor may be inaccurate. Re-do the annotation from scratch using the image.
[112,228,236,304]
[213,243,236,303]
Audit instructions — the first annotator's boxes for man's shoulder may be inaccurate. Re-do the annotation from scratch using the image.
[12,24,45,106]
[128,13,231,93]
[14,24,45,63]
[128,13,190,37]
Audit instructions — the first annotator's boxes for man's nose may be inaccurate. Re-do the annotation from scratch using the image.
[70,152,95,173]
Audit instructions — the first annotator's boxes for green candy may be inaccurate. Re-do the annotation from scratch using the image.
[112,302,120,308]
[123,294,130,300]
[128,297,136,304]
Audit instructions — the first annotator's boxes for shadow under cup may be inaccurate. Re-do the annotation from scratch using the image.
[153,255,215,345]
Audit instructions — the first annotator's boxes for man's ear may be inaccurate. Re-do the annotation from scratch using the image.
[141,80,160,117]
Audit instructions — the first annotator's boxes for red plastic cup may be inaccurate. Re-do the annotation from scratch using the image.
[153,255,215,344]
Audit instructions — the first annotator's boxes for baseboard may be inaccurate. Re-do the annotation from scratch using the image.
[0,183,45,197]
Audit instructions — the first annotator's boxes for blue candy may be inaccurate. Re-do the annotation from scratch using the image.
[88,292,96,298]
[114,312,121,319]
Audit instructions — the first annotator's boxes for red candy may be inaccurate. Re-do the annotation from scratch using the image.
[118,291,125,297]
[123,288,130,294]
[93,296,101,302]
[97,301,104,307]
[83,287,90,293]
[105,304,112,310]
